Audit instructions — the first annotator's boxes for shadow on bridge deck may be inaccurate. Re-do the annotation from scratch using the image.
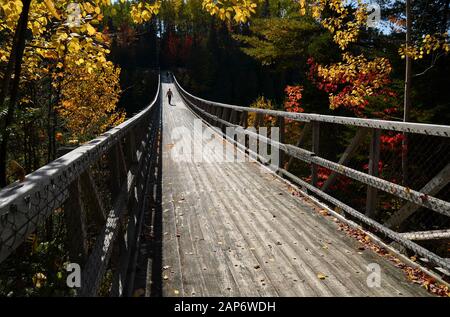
[132,74,430,297]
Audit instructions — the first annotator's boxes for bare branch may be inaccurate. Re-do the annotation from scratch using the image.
[413,52,445,78]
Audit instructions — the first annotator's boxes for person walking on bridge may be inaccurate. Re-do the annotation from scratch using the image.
[166,88,173,105]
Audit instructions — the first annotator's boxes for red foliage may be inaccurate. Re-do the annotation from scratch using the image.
[284,85,304,113]
[166,32,179,65]
[363,160,384,174]
[306,56,397,117]
[165,33,193,65]
[305,166,352,191]
[380,132,404,151]
[179,35,193,64]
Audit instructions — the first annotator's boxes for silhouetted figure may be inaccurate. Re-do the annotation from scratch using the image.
[166,88,173,105]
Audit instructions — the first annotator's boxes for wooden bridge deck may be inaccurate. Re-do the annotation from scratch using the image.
[158,81,429,297]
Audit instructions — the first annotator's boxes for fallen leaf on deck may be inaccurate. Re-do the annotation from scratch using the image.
[287,185,450,297]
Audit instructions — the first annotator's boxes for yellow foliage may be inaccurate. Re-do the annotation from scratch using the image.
[32,272,47,289]
[248,96,277,127]
[399,33,450,60]
[315,53,392,113]
[58,54,125,142]
[299,0,368,50]
[7,160,26,182]
[0,0,129,146]
[130,1,161,24]
[202,0,257,23]
[43,0,61,20]
[0,0,23,30]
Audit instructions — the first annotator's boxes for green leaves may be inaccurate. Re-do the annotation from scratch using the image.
[234,17,328,69]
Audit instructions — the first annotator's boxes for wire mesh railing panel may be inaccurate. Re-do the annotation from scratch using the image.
[0,76,161,296]
[174,75,450,276]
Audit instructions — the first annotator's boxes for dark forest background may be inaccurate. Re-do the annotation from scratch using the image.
[106,0,450,125]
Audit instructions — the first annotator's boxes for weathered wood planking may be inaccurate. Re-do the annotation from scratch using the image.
[158,82,431,297]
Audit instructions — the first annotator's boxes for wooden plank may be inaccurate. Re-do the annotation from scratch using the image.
[159,87,186,297]
[189,162,277,296]
[179,145,241,296]
[160,186,184,297]
[221,159,427,296]
[167,99,220,297]
[181,182,238,295]
[215,168,325,296]
[165,93,280,296]
[219,162,369,296]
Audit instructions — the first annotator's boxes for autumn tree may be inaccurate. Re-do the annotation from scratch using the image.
[0,0,159,185]
[57,51,124,143]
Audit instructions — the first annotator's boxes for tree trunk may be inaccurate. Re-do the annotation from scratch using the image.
[0,0,33,187]
[402,0,412,186]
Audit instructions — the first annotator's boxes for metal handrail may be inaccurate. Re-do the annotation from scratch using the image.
[0,75,161,267]
[174,76,450,137]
